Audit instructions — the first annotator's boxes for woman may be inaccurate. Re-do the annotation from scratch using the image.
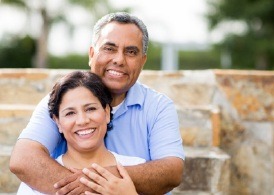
[17,71,145,194]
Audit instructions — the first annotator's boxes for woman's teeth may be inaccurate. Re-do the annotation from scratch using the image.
[76,129,95,136]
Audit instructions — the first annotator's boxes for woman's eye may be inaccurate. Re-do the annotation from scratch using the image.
[87,107,96,112]
[65,112,74,116]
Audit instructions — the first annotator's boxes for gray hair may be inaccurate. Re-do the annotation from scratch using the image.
[92,12,149,55]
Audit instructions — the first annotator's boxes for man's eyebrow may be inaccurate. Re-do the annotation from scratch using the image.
[103,41,117,47]
[126,46,140,52]
[102,42,140,53]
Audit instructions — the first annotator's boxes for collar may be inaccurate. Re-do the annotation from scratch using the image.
[113,81,145,119]
[124,81,144,108]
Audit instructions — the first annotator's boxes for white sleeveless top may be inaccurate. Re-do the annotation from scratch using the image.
[17,151,145,194]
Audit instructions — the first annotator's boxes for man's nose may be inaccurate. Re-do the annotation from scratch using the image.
[113,51,125,65]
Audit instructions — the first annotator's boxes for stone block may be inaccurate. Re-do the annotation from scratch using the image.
[214,70,274,121]
[177,106,220,147]
[139,70,217,107]
[0,69,72,105]
[0,104,34,146]
[172,147,230,195]
[0,69,50,105]
[0,145,20,193]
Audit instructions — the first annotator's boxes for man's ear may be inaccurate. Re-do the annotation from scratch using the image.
[53,115,62,133]
[88,46,95,67]
[141,54,147,69]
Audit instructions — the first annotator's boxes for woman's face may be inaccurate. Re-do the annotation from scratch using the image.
[54,86,110,152]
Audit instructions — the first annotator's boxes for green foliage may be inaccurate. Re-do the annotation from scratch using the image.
[0,36,222,70]
[48,54,89,69]
[48,42,162,70]
[0,35,36,68]
[144,42,162,70]
[206,0,274,70]
[1,0,26,7]
[144,42,221,70]
[0,0,118,68]
[178,50,221,70]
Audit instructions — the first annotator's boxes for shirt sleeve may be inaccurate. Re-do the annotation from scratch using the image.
[148,95,185,160]
[18,94,61,154]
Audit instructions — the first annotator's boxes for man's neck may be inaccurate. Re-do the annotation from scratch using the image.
[111,93,126,107]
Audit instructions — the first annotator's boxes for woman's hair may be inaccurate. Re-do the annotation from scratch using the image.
[48,71,113,130]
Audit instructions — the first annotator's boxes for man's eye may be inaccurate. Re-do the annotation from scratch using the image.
[104,47,114,52]
[127,50,137,56]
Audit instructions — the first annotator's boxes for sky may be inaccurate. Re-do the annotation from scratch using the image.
[0,0,222,56]
[111,0,210,44]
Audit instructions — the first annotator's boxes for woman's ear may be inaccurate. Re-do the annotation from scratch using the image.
[53,115,62,133]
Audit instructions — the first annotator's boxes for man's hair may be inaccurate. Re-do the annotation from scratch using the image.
[92,12,149,55]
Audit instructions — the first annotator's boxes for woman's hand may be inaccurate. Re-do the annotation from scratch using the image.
[54,167,94,195]
[80,162,138,195]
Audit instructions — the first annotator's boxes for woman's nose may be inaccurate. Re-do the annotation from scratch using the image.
[76,112,90,125]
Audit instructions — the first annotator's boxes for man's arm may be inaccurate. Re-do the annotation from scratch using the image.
[9,139,72,194]
[10,139,93,194]
[126,157,184,195]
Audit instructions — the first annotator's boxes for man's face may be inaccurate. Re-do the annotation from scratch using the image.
[89,22,147,95]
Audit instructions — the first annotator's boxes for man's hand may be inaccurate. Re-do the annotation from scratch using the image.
[80,163,138,195]
[54,168,94,195]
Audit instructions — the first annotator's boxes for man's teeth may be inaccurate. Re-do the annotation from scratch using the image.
[77,129,95,135]
[108,70,123,76]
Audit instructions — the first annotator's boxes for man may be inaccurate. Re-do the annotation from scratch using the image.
[10,12,185,195]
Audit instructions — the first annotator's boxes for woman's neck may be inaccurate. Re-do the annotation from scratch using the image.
[62,145,116,169]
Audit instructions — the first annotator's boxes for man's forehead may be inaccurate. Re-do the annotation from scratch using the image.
[100,22,141,36]
[100,22,117,33]
[97,24,142,46]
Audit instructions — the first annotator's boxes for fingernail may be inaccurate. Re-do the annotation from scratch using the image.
[92,163,97,167]
[79,177,84,183]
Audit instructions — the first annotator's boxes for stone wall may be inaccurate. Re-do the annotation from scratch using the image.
[0,68,273,194]
[139,70,274,195]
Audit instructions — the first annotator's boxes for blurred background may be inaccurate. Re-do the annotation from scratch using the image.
[0,0,273,70]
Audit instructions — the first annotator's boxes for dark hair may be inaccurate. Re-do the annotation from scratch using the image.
[48,71,113,130]
[92,12,149,54]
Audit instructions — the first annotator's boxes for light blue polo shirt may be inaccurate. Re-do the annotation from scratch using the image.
[19,81,185,161]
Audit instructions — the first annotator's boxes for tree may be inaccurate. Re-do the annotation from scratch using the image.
[0,0,117,68]
[0,35,36,68]
[206,0,274,70]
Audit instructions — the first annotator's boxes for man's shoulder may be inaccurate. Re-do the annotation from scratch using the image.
[136,81,172,102]
[136,81,162,95]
